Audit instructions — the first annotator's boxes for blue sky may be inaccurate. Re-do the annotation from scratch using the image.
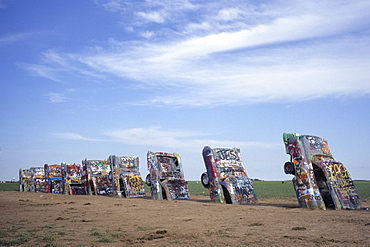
[1,0,369,181]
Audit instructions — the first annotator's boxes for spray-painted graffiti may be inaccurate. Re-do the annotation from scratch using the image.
[19,169,32,192]
[109,155,145,198]
[146,151,190,200]
[63,163,87,195]
[82,159,113,196]
[162,180,189,200]
[30,167,46,193]
[283,133,361,210]
[201,146,258,204]
[45,164,65,194]
[316,158,361,209]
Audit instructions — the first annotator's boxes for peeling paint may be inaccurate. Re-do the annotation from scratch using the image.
[201,146,258,204]
[146,151,190,200]
[283,133,361,210]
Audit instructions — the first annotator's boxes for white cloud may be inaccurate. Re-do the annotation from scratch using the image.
[105,127,280,151]
[44,88,78,103]
[141,30,154,39]
[0,33,30,45]
[55,127,280,152]
[217,8,242,21]
[44,93,67,103]
[136,11,165,23]
[53,133,106,142]
[26,0,370,106]
[101,1,125,12]
[20,63,62,82]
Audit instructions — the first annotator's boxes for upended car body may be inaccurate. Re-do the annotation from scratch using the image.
[146,151,190,200]
[45,164,65,194]
[201,146,258,204]
[108,155,146,198]
[30,166,47,193]
[62,163,87,195]
[283,133,361,210]
[82,159,113,196]
[19,169,32,192]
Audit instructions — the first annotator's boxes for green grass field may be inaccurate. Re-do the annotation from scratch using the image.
[0,183,19,191]
[5,180,370,199]
[185,181,297,198]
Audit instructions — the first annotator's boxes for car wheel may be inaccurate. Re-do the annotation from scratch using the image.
[284,162,295,175]
[162,188,167,200]
[221,185,232,204]
[145,174,151,186]
[201,173,210,188]
[119,179,127,197]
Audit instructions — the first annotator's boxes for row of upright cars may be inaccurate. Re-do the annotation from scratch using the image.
[19,133,362,210]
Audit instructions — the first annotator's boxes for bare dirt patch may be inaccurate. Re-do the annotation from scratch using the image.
[1,191,369,246]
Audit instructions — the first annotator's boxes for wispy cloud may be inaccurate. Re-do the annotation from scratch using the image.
[53,132,106,142]
[55,127,280,152]
[44,88,77,103]
[44,93,67,103]
[19,63,62,82]
[0,32,34,45]
[19,49,107,83]
[25,0,370,106]
[136,11,165,23]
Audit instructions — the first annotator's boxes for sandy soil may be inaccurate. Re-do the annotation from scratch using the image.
[0,191,369,247]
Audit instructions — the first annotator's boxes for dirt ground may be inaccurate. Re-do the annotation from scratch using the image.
[0,191,369,247]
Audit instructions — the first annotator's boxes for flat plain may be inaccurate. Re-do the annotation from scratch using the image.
[1,189,369,247]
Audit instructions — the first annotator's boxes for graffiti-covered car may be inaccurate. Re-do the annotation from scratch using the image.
[283,133,361,210]
[201,146,258,204]
[30,167,47,193]
[19,169,32,192]
[62,163,87,195]
[146,151,190,200]
[45,164,65,194]
[109,155,146,198]
[82,159,113,196]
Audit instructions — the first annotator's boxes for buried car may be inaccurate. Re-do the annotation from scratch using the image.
[283,133,361,210]
[201,146,258,204]
[108,155,146,198]
[19,169,32,192]
[82,159,113,196]
[45,164,65,194]
[62,163,87,195]
[146,151,190,200]
[30,166,47,193]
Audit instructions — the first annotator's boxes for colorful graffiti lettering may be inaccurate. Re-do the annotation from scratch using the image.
[82,159,113,196]
[109,155,145,198]
[317,159,361,209]
[19,169,32,192]
[283,133,361,210]
[63,163,87,195]
[147,151,190,200]
[215,148,242,162]
[44,164,65,194]
[29,167,47,193]
[201,146,258,204]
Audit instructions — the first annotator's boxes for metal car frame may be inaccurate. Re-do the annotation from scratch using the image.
[82,159,114,196]
[44,164,65,194]
[109,155,146,198]
[62,163,87,195]
[283,133,361,210]
[146,151,190,200]
[30,166,47,193]
[19,169,32,192]
[201,146,258,204]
